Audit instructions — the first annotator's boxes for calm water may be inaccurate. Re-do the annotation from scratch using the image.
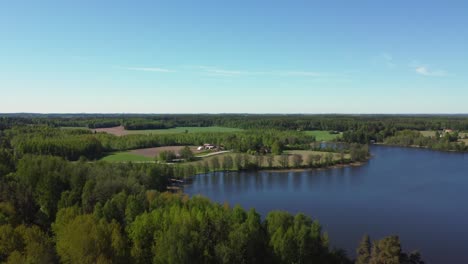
[184,146,468,263]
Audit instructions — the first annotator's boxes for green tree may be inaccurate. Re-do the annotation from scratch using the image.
[158,150,176,162]
[271,141,283,155]
[0,224,55,264]
[369,236,401,264]
[179,146,194,161]
[53,210,128,264]
[356,234,371,264]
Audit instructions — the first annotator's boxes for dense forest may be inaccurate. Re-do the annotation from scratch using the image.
[3,113,466,263]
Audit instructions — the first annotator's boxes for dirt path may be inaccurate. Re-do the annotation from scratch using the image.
[196,150,231,158]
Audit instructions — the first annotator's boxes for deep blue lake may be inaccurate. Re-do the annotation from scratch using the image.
[184,146,468,263]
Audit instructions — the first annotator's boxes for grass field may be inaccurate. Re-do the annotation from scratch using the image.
[100,152,154,162]
[420,130,437,137]
[303,130,341,141]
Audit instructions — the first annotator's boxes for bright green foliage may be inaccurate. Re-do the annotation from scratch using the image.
[266,211,328,263]
[53,210,128,264]
[0,224,55,264]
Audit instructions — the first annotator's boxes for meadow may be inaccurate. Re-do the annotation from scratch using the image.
[303,130,341,141]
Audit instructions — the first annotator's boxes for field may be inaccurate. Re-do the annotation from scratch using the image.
[91,126,243,136]
[420,130,437,137]
[100,146,203,161]
[100,152,154,162]
[303,130,341,141]
[130,146,201,157]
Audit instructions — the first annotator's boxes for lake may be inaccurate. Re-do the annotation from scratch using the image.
[184,146,468,263]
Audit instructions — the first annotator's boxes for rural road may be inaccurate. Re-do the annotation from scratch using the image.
[196,150,231,158]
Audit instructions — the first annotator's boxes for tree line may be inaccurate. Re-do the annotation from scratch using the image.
[2,114,468,131]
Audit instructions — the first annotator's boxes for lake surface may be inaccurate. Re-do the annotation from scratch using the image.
[184,146,468,263]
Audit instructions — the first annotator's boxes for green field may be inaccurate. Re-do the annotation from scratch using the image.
[303,130,341,141]
[126,126,244,134]
[420,130,437,137]
[100,152,154,162]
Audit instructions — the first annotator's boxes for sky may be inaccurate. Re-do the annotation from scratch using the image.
[1,0,468,114]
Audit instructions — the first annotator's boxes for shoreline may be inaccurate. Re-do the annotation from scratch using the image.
[189,157,371,177]
[373,142,467,153]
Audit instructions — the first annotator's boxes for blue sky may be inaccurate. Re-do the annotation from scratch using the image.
[1,0,467,113]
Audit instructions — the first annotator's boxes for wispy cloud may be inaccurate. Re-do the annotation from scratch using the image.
[191,65,329,78]
[413,65,447,77]
[280,71,324,77]
[120,66,174,73]
[195,66,247,76]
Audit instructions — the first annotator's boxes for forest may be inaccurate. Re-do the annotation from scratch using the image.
[3,113,465,263]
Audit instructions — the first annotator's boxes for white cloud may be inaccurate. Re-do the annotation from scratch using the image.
[414,66,447,77]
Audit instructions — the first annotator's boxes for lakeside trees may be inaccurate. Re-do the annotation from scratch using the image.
[356,235,424,264]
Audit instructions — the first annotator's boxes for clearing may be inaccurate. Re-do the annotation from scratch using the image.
[100,146,213,162]
[303,131,341,141]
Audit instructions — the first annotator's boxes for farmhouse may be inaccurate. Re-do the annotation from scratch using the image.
[198,144,217,150]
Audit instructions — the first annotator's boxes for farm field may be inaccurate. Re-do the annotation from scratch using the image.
[90,126,243,136]
[100,146,202,161]
[100,152,154,162]
[303,130,341,141]
[420,130,437,137]
[130,146,201,158]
